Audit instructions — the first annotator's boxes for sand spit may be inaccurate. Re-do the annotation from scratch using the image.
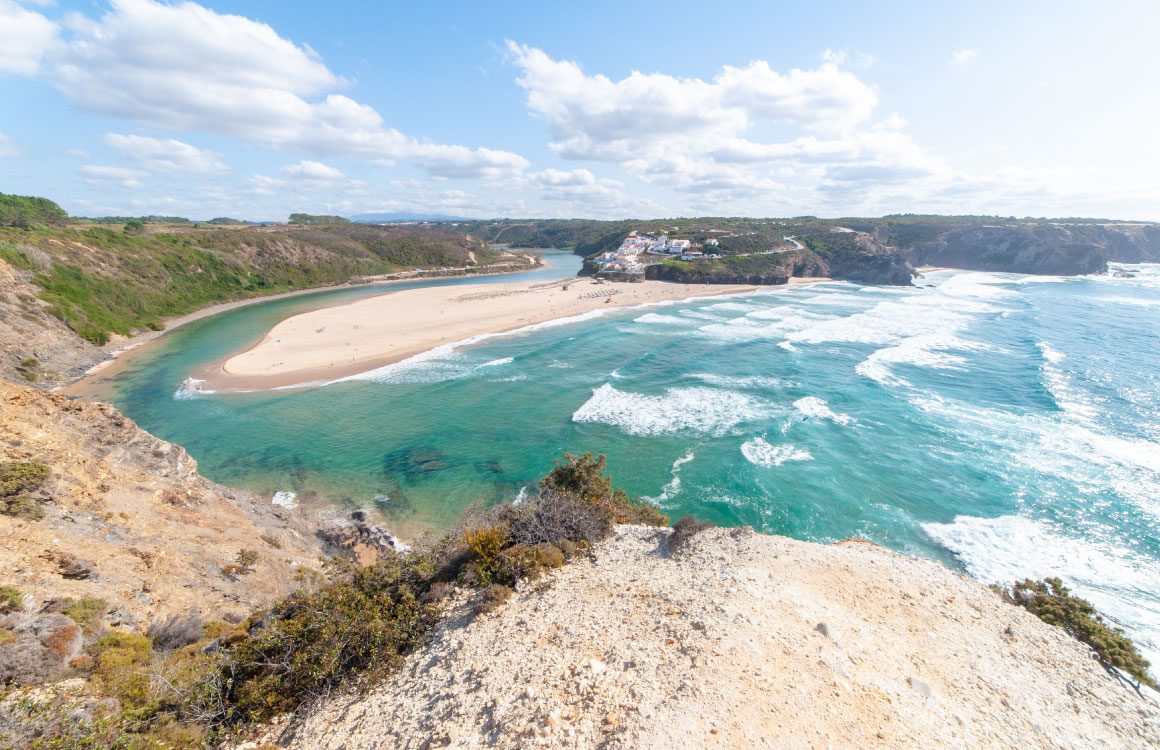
[261,526,1157,749]
[207,278,805,390]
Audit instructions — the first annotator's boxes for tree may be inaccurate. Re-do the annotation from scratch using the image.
[124,219,145,233]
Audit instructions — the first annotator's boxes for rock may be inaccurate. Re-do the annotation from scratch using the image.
[58,556,96,580]
[909,676,933,697]
[0,613,84,684]
[816,622,834,640]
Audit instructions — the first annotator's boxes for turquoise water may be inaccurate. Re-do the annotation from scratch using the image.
[91,258,1160,665]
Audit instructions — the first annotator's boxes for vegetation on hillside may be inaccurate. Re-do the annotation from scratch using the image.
[0,194,503,345]
[999,577,1157,689]
[0,194,68,229]
[1,453,666,747]
[288,213,351,225]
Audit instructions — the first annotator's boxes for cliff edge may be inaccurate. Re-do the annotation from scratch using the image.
[261,525,1156,750]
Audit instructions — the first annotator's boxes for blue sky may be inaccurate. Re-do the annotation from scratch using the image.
[2,0,1158,220]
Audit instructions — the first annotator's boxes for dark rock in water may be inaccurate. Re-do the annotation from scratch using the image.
[382,446,452,481]
[473,459,505,476]
[1113,270,1136,278]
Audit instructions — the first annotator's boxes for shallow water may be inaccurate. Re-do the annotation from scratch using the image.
[88,259,1160,664]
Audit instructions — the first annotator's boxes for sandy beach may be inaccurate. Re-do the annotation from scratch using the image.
[202,277,826,390]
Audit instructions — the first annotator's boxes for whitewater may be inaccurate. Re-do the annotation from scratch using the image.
[94,258,1160,666]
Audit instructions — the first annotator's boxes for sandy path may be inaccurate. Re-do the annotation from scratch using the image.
[205,278,823,390]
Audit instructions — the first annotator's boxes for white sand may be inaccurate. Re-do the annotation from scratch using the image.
[208,278,823,389]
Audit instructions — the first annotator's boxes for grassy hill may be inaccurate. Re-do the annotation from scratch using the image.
[0,194,504,346]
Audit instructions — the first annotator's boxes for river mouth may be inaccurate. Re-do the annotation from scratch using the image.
[79,263,1160,665]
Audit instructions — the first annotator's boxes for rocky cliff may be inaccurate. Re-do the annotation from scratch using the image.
[906,225,1110,275]
[252,526,1157,749]
[0,380,325,658]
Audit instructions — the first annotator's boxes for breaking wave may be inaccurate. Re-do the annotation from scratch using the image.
[572,383,766,436]
[740,437,812,467]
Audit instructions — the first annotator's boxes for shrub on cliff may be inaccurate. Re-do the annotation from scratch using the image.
[1004,577,1156,689]
[541,452,667,526]
[189,552,440,725]
[0,585,21,613]
[666,515,714,553]
[0,461,49,520]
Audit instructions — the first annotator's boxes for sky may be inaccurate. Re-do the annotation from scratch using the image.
[2,0,1159,221]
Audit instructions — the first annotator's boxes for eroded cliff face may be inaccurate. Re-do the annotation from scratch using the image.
[902,223,1160,275]
[0,380,324,634]
[0,260,105,386]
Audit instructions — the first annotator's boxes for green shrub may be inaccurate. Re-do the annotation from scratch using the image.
[0,461,49,519]
[0,585,22,613]
[541,452,667,526]
[1005,577,1156,689]
[62,597,107,628]
[460,524,511,586]
[189,552,440,725]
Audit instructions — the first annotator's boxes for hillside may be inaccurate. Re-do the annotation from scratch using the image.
[0,194,537,385]
[259,525,1157,749]
[461,215,1160,287]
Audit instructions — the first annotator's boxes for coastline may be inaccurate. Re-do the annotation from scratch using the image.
[200,276,831,391]
[64,257,546,387]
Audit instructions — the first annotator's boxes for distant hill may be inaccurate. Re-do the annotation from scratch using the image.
[351,212,475,223]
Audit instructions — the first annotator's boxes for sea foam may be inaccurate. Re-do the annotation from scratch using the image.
[740,437,812,467]
[923,514,1160,666]
[572,383,765,436]
[792,396,853,425]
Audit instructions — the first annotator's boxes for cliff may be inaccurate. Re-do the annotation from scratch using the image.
[254,526,1157,749]
[905,225,1110,275]
[0,380,324,646]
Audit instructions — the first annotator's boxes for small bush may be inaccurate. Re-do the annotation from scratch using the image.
[1005,577,1157,689]
[235,549,259,568]
[189,552,440,726]
[147,614,206,652]
[61,597,107,628]
[0,461,49,519]
[540,452,667,526]
[667,515,714,552]
[475,584,512,616]
[460,524,510,586]
[509,489,610,547]
[259,532,283,549]
[0,585,22,613]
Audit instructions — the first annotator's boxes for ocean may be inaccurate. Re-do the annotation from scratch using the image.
[86,253,1160,665]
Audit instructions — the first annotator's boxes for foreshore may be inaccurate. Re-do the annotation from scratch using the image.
[202,277,828,391]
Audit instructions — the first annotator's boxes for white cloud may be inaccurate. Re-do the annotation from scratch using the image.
[507,40,878,167]
[46,0,527,178]
[102,133,227,174]
[80,164,147,188]
[245,160,365,197]
[950,49,978,65]
[0,133,23,157]
[0,0,58,76]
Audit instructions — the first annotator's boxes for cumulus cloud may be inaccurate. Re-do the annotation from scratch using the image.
[102,133,227,174]
[950,49,978,65]
[507,40,878,165]
[0,0,58,76]
[80,164,147,188]
[0,133,23,158]
[43,0,526,177]
[246,160,366,197]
